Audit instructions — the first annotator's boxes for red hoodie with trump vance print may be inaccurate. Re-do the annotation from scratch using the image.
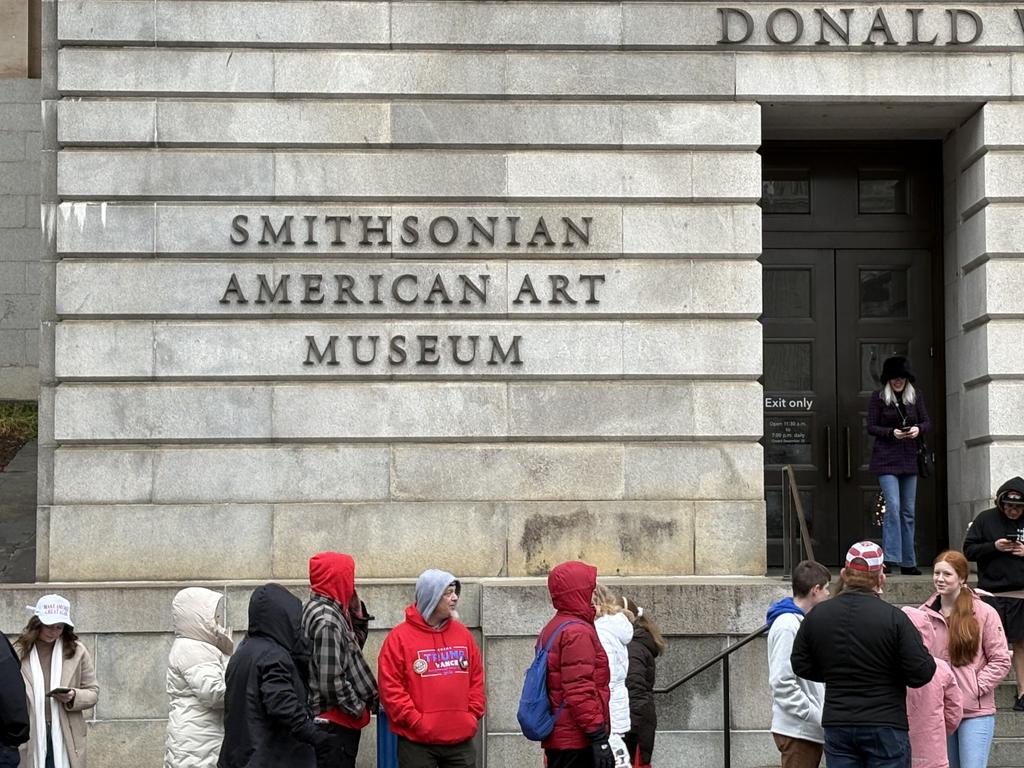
[377,605,485,745]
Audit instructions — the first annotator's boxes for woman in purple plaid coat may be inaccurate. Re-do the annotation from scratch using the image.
[867,356,930,576]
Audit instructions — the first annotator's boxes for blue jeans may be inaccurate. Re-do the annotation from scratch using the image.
[879,473,918,567]
[0,746,19,768]
[824,725,910,768]
[948,715,994,768]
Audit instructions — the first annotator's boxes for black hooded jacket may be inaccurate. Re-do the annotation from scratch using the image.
[219,584,325,768]
[963,476,1024,592]
[0,633,29,748]
[625,625,661,765]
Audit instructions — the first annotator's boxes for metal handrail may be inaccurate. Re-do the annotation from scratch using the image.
[653,623,769,768]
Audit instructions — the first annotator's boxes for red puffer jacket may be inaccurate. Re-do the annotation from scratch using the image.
[540,561,611,750]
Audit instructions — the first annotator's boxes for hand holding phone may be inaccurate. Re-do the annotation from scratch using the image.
[46,687,72,697]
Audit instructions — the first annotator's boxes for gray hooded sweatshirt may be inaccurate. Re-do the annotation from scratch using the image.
[415,569,459,623]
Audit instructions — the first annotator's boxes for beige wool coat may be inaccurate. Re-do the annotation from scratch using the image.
[16,641,99,768]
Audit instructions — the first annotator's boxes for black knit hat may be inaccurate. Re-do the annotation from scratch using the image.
[881,356,915,384]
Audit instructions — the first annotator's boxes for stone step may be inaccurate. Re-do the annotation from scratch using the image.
[998,682,1022,710]
[996,710,1024,738]
[989,737,1024,767]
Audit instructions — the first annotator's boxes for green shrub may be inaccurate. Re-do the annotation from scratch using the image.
[0,401,38,441]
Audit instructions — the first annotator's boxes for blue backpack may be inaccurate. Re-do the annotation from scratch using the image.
[517,620,581,741]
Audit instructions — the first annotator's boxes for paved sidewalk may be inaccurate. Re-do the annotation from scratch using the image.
[0,439,36,581]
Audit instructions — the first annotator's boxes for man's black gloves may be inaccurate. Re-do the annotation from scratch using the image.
[588,730,615,768]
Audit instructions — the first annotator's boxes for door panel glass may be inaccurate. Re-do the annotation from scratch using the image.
[764,268,812,318]
[860,342,909,390]
[765,342,813,390]
[859,172,908,214]
[762,170,811,214]
[766,488,815,539]
[859,269,908,318]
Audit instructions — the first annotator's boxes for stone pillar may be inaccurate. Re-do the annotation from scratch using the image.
[944,102,1024,542]
[0,78,41,400]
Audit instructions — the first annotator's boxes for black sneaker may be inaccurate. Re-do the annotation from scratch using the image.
[1014,694,1024,712]
[901,566,923,576]
[883,562,896,574]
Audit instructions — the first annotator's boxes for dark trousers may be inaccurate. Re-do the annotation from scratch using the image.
[397,736,476,768]
[45,730,54,768]
[316,721,362,768]
[0,746,19,768]
[622,732,639,765]
[824,726,910,768]
[544,747,594,768]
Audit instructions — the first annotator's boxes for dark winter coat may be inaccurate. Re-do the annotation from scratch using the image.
[791,589,935,729]
[0,633,29,749]
[540,561,611,751]
[625,625,660,765]
[867,388,930,476]
[219,584,325,768]
[963,476,1024,592]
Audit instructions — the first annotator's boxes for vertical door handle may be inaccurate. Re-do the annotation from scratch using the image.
[825,425,832,481]
[844,427,852,481]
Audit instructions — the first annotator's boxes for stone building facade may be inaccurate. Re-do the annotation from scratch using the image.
[23,0,1024,765]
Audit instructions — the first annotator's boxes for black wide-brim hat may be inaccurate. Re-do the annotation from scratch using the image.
[881,355,915,384]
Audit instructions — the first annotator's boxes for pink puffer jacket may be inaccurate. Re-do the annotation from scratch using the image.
[919,592,1011,719]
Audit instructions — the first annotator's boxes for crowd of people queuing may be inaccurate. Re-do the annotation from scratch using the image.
[1,475,1023,768]
[765,476,1024,768]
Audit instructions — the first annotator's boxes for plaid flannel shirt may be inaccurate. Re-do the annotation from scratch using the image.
[302,593,379,717]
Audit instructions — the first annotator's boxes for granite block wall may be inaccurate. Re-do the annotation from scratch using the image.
[0,78,40,400]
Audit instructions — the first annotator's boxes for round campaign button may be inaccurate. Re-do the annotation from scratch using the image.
[413,659,428,675]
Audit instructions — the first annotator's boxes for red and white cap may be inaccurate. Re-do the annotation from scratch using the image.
[845,541,885,572]
[26,594,74,627]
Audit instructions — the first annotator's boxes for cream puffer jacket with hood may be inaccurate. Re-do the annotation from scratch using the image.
[595,611,633,735]
[165,588,234,768]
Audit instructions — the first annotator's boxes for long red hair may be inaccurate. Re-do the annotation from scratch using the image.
[934,551,980,667]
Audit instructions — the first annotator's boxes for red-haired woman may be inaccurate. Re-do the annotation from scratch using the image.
[920,551,1011,768]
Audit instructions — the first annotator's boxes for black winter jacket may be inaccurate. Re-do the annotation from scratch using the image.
[625,626,660,765]
[0,633,29,748]
[219,584,325,768]
[963,476,1024,592]
[791,589,935,729]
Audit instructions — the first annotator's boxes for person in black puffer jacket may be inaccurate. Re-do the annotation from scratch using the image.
[621,597,666,768]
[963,475,1024,711]
[219,584,332,768]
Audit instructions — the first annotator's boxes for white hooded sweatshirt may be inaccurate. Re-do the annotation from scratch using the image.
[165,588,234,768]
[595,611,634,735]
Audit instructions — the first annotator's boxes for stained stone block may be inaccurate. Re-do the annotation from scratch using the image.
[504,500,696,576]
[274,151,507,199]
[508,381,761,439]
[58,0,154,43]
[390,102,622,147]
[58,150,276,198]
[155,1,389,45]
[160,101,391,146]
[94,633,174,718]
[54,384,274,441]
[622,320,762,376]
[623,442,764,500]
[505,53,735,97]
[87,719,165,768]
[274,51,505,97]
[58,48,276,94]
[48,504,274,580]
[272,502,507,579]
[53,447,153,503]
[621,103,761,148]
[391,2,621,47]
[55,202,156,253]
[392,443,625,501]
[622,204,761,256]
[737,53,1012,100]
[694,501,767,575]
[55,445,390,503]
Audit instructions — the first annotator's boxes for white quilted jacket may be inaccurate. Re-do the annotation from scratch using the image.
[164,588,233,768]
[595,611,634,735]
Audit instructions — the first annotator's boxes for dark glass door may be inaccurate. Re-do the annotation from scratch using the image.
[762,145,944,567]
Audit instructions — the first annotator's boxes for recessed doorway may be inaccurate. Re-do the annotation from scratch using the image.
[761,144,947,568]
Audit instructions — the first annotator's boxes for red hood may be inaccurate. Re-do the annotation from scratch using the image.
[547,561,597,620]
[309,551,355,607]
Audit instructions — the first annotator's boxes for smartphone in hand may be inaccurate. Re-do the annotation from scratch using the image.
[46,687,72,697]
